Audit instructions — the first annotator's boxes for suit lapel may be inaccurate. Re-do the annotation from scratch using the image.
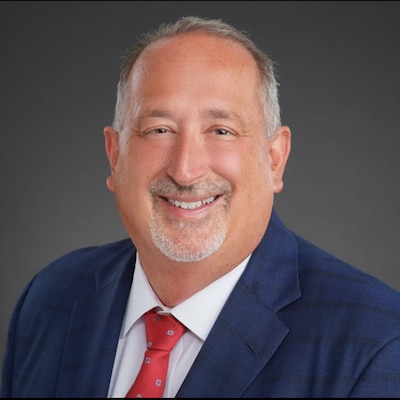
[177,281,289,397]
[56,243,136,397]
[177,210,301,397]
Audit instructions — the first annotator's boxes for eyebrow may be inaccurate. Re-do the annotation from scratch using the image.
[201,108,242,122]
[131,110,171,130]
[137,107,242,122]
[137,109,172,120]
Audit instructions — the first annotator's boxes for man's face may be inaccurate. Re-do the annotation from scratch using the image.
[104,33,290,266]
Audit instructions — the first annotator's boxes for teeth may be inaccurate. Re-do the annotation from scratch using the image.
[167,196,216,209]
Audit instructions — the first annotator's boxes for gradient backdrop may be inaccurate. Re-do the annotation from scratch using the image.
[1,1,400,378]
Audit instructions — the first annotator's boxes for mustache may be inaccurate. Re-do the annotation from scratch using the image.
[149,177,232,198]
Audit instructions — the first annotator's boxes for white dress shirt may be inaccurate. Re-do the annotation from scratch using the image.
[107,252,249,398]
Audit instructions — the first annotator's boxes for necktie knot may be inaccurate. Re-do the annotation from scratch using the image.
[145,309,185,352]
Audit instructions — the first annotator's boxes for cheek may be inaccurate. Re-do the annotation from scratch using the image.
[215,144,273,236]
[112,146,158,227]
[211,143,270,187]
[213,151,244,178]
[116,142,166,184]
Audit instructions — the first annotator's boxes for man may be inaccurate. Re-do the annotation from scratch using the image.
[2,16,400,398]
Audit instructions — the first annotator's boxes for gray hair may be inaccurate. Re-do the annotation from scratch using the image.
[113,16,281,138]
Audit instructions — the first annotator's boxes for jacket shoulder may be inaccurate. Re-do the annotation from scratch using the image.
[24,238,135,304]
[293,233,400,329]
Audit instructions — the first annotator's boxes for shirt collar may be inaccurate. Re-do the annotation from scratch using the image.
[121,252,250,341]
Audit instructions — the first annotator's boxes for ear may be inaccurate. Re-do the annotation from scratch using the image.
[268,125,291,194]
[103,126,120,192]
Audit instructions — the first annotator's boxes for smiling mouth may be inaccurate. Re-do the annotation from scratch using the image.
[165,196,217,210]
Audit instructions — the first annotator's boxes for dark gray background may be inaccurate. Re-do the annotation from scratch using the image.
[1,0,400,378]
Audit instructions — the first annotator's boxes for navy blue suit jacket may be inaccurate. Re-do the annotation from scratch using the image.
[3,210,400,397]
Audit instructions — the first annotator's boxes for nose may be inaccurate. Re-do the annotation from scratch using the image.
[166,130,208,186]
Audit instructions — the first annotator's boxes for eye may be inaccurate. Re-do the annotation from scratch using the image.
[142,127,173,136]
[214,128,232,136]
[147,127,168,134]
[209,126,238,141]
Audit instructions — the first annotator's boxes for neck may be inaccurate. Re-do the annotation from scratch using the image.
[139,248,249,307]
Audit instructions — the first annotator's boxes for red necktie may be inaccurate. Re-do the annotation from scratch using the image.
[125,308,186,398]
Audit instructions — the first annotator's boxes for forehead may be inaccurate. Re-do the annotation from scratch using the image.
[130,33,260,85]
